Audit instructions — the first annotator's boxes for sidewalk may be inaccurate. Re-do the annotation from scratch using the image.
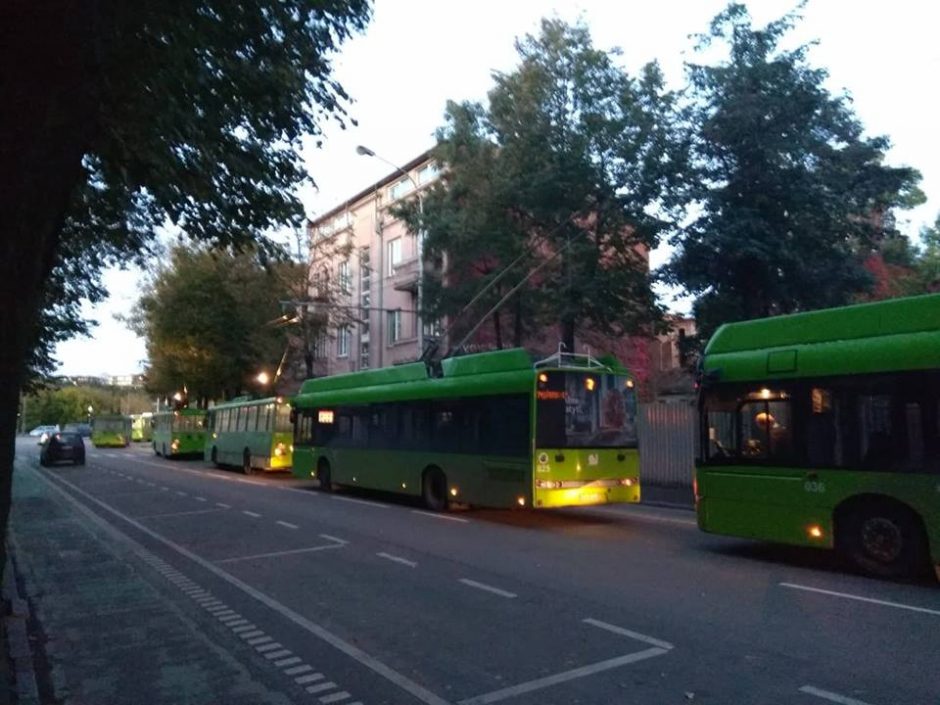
[3,457,291,705]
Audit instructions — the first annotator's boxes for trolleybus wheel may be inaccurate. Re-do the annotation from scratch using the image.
[316,459,332,492]
[162,443,168,458]
[839,500,927,579]
[210,447,218,467]
[242,449,254,475]
[153,442,159,456]
[422,467,447,512]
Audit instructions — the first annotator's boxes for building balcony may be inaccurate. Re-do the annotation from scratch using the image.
[391,258,419,292]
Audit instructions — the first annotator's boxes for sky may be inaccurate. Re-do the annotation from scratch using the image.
[55,0,940,376]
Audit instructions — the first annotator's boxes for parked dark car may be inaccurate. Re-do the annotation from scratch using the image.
[40,432,86,467]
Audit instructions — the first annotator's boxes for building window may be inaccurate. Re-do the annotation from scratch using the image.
[338,260,351,295]
[337,326,350,358]
[313,333,328,360]
[360,341,370,369]
[387,238,402,275]
[387,310,402,345]
[417,162,439,185]
[390,177,411,201]
[360,247,371,336]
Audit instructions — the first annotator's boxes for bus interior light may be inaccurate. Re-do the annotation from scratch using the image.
[585,377,596,391]
[626,379,635,389]
[538,373,548,384]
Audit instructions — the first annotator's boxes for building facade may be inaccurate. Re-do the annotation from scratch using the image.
[303,151,439,378]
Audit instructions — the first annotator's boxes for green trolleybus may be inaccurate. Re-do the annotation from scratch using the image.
[91,414,131,448]
[205,397,293,474]
[131,413,153,442]
[291,348,639,510]
[696,293,940,579]
[152,408,207,458]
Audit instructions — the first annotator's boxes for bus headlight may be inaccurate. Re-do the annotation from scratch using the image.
[619,478,635,487]
[274,443,286,457]
[171,439,180,452]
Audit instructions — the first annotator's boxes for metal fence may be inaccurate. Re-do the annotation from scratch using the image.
[638,401,697,488]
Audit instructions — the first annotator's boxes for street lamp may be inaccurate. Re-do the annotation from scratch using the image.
[356,144,426,358]
[86,405,93,423]
[256,371,271,386]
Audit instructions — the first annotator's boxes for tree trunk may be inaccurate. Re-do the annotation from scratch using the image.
[0,4,101,581]
[492,309,503,349]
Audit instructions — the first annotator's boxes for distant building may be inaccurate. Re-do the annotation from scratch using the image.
[647,315,697,400]
[300,149,656,388]
[108,374,146,389]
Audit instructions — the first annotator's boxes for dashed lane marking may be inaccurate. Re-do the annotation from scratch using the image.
[285,665,314,676]
[295,673,325,685]
[320,692,352,703]
[331,495,389,509]
[264,649,293,660]
[136,508,227,520]
[277,520,300,530]
[377,552,417,568]
[799,685,876,705]
[307,682,338,694]
[216,502,231,509]
[242,510,262,518]
[275,656,303,668]
[780,582,940,617]
[412,510,469,523]
[459,579,517,599]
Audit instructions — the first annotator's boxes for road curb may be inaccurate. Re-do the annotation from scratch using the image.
[2,549,40,704]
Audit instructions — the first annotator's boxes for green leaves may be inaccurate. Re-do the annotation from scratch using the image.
[132,245,294,402]
[666,3,923,339]
[415,19,680,352]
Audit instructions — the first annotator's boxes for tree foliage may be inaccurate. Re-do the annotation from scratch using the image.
[21,386,152,430]
[0,1,370,564]
[406,19,685,353]
[130,246,296,404]
[665,3,923,340]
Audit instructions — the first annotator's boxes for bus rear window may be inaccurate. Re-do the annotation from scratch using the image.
[535,371,637,449]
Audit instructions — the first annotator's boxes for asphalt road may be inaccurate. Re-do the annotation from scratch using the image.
[19,439,940,705]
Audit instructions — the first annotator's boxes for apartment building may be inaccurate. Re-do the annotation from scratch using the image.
[304,150,439,377]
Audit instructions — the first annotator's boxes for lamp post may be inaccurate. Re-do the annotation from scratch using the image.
[86,405,93,424]
[356,145,426,358]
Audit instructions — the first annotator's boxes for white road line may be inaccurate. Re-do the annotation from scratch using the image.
[216,502,231,509]
[175,491,188,496]
[215,610,237,619]
[780,582,940,617]
[319,534,349,545]
[412,509,470,523]
[160,487,169,491]
[331,495,389,508]
[195,496,207,502]
[264,649,293,660]
[223,618,250,628]
[240,630,265,640]
[232,624,257,634]
[799,685,875,705]
[459,646,667,705]
[320,692,351,704]
[285,665,313,676]
[306,682,337,694]
[256,642,283,653]
[247,635,273,645]
[583,618,675,650]
[40,470,450,705]
[136,508,226,520]
[459,579,517,599]
[276,520,300,530]
[215,543,344,565]
[296,673,326,685]
[377,552,417,568]
[274,656,302,668]
[242,510,262,518]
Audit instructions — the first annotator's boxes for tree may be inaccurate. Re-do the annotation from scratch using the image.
[0,2,370,569]
[404,19,685,354]
[130,246,295,405]
[665,3,923,341]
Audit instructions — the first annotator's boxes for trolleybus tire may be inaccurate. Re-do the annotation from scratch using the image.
[162,443,168,458]
[422,467,448,512]
[242,449,254,475]
[153,442,159,456]
[210,447,218,467]
[316,459,332,492]
[838,500,928,579]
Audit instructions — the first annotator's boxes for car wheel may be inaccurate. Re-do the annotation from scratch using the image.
[422,467,448,512]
